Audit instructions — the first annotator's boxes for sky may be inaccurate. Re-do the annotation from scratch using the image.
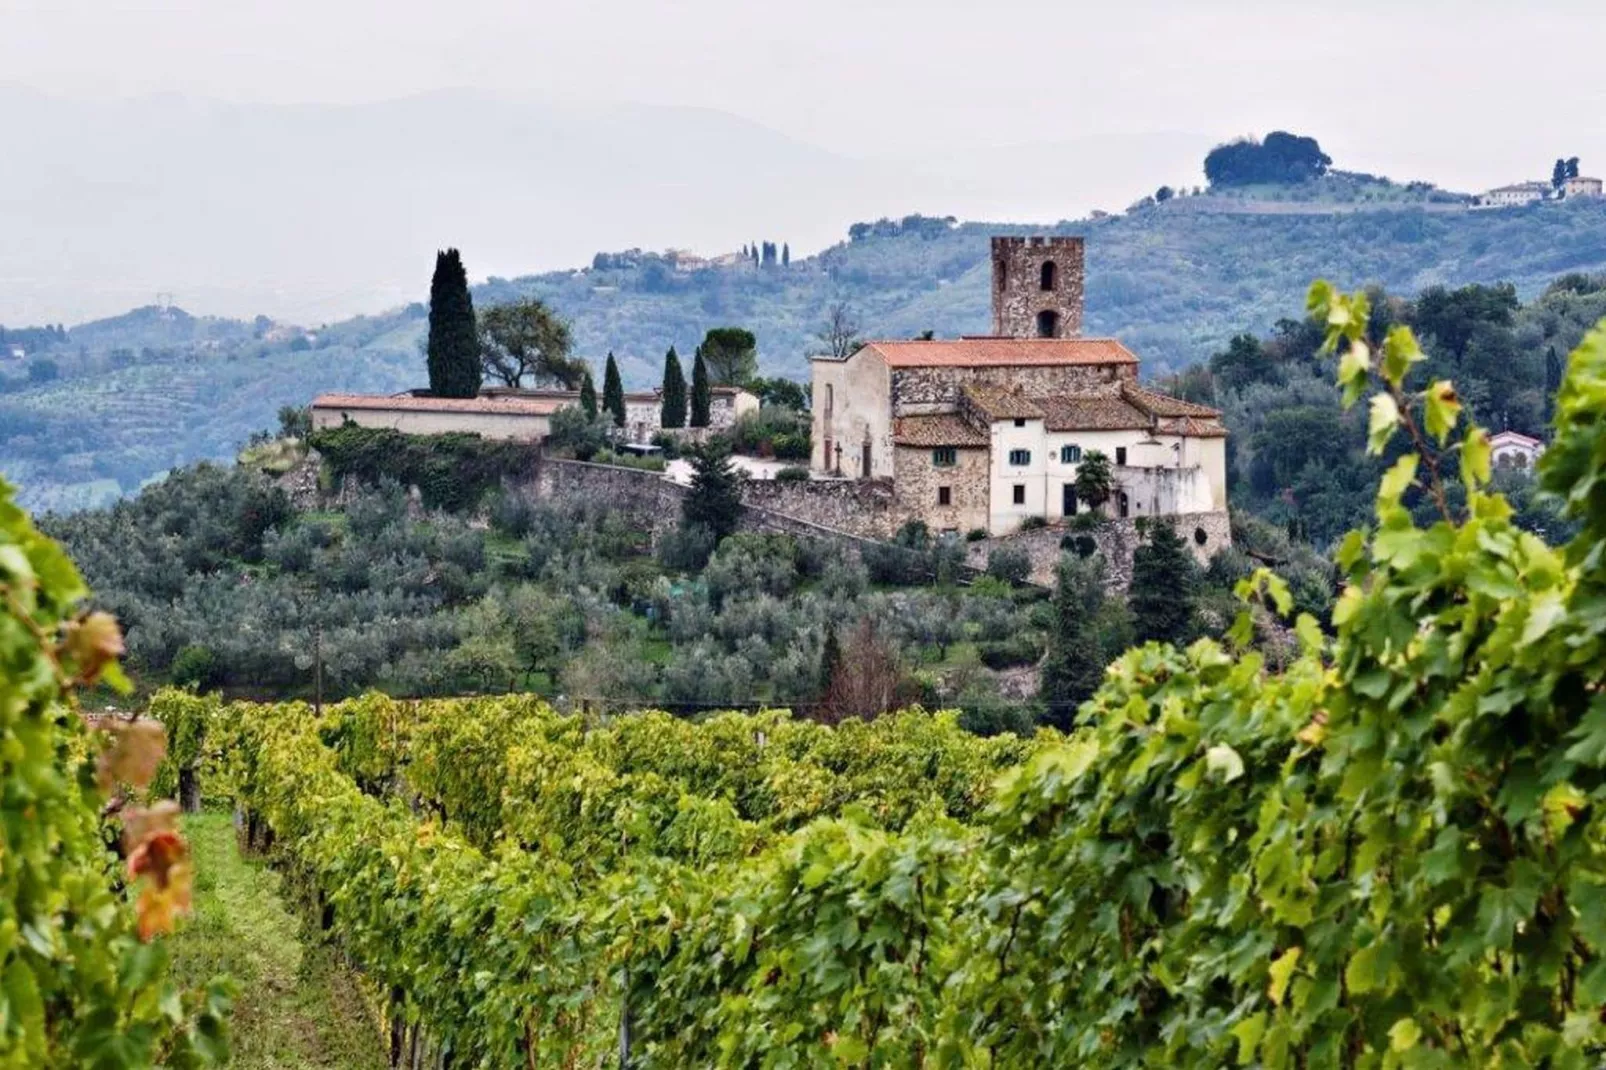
[2,0,1603,323]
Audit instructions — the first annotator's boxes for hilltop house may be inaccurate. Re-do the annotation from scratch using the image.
[1476,181,1553,208]
[1489,430,1545,471]
[810,236,1228,538]
[310,383,758,443]
[1564,176,1604,199]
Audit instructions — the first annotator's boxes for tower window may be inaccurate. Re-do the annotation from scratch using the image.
[1040,261,1057,290]
[1036,310,1060,338]
[937,486,952,506]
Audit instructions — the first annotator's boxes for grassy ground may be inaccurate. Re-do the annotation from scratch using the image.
[167,813,388,1070]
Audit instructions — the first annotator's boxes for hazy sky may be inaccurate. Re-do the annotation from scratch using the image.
[6,0,1602,180]
[3,0,1604,324]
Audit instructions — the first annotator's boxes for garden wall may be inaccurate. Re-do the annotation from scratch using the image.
[966,510,1232,589]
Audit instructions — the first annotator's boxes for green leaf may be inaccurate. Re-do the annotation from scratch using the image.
[1345,943,1385,995]
[1232,1012,1267,1065]
[1367,393,1401,455]
[1380,326,1426,387]
[1338,342,1370,407]
[1267,947,1300,1006]
[1423,380,1461,445]
[1377,454,1419,506]
[1206,744,1244,784]
[1462,427,1492,487]
[1389,1017,1421,1051]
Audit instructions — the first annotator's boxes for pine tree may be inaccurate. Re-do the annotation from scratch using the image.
[1130,522,1196,646]
[782,242,790,266]
[682,439,743,542]
[690,347,712,427]
[660,346,687,429]
[602,352,626,428]
[1038,557,1106,731]
[579,369,598,420]
[426,248,481,398]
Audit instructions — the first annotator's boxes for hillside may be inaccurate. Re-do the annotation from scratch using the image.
[6,194,1606,510]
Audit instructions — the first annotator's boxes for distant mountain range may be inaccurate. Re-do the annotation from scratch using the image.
[0,84,1214,325]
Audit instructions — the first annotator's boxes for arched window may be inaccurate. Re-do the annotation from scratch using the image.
[1036,310,1060,338]
[1040,261,1057,290]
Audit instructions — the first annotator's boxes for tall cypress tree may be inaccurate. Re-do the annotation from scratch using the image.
[1130,523,1196,646]
[1038,557,1105,731]
[660,346,687,429]
[782,242,790,266]
[818,626,841,701]
[426,248,481,398]
[602,352,626,428]
[1545,345,1562,427]
[690,346,712,428]
[579,369,598,420]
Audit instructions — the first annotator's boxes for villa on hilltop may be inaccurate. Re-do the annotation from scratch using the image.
[811,236,1229,539]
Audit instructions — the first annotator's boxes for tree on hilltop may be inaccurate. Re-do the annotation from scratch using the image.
[478,297,583,389]
[699,327,758,385]
[602,352,626,428]
[1555,159,1569,190]
[426,248,481,398]
[690,347,712,428]
[1204,131,1331,187]
[660,346,687,429]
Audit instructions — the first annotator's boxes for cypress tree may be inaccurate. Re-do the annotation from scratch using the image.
[1038,557,1105,731]
[782,242,790,266]
[426,248,481,398]
[579,369,598,420]
[602,352,626,428]
[660,346,687,429]
[818,626,841,701]
[1130,522,1196,646]
[1545,345,1562,427]
[690,346,712,427]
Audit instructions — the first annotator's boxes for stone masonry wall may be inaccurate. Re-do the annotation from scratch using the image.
[890,363,1132,416]
[991,235,1085,338]
[893,444,989,535]
[965,510,1233,590]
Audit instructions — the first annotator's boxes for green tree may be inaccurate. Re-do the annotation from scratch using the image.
[782,242,791,266]
[1545,343,1562,426]
[1129,521,1195,645]
[1207,332,1273,392]
[426,248,481,398]
[1554,158,1568,189]
[818,625,840,700]
[682,439,744,543]
[579,369,598,420]
[602,352,626,428]
[698,327,758,385]
[660,346,687,429]
[1037,556,1105,730]
[1567,156,1581,179]
[1073,450,1115,513]
[690,347,712,427]
[478,297,582,389]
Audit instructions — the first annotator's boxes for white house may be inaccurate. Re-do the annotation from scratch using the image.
[1489,430,1545,472]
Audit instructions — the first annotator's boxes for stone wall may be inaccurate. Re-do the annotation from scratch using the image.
[966,510,1233,589]
[991,235,1085,338]
[740,477,905,540]
[894,444,989,535]
[890,362,1132,415]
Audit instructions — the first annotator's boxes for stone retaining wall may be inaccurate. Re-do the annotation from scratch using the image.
[966,510,1232,589]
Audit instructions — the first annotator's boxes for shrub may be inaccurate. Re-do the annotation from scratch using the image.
[985,545,1032,585]
[169,644,222,691]
[309,424,538,511]
[1019,516,1049,531]
[965,528,989,542]
[775,466,810,483]
[978,633,1043,669]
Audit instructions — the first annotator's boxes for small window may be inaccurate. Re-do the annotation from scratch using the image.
[1060,444,1082,464]
[1012,484,1026,505]
[1115,446,1127,465]
[1040,261,1057,291]
[824,384,833,416]
[1036,310,1060,338]
[1013,418,1026,428]
[932,447,957,467]
[1194,526,1208,546]
[1008,449,1031,466]
[937,486,952,506]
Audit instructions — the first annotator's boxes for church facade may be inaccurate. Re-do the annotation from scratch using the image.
[810,236,1229,538]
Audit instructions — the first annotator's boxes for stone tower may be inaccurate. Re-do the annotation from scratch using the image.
[991,236,1085,339]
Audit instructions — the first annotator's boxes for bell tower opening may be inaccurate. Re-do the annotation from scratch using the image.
[990,236,1085,339]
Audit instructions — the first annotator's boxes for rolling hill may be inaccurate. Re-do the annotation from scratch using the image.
[5,190,1606,512]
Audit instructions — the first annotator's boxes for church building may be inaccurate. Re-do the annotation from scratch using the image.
[810,236,1228,537]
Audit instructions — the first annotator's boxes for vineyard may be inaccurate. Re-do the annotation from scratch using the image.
[10,297,1606,1066]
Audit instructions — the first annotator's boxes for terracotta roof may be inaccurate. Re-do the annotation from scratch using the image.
[1037,396,1151,432]
[312,393,567,416]
[893,414,989,448]
[1489,430,1544,448]
[1157,416,1229,438]
[847,338,1140,368]
[962,384,1044,420]
[1119,383,1221,418]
